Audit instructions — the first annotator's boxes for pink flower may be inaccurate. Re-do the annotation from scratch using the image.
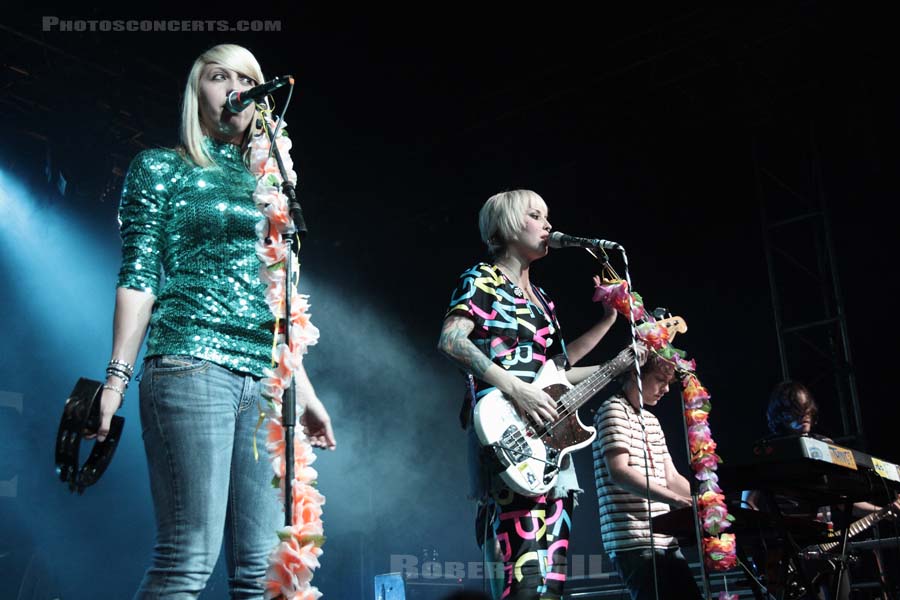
[261,157,282,176]
[289,481,326,526]
[250,153,270,176]
[694,466,718,482]
[274,341,303,374]
[261,376,285,403]
[279,520,325,547]
[698,478,722,495]
[253,184,281,209]
[265,281,286,315]
[689,427,716,457]
[292,588,323,600]
[269,437,320,482]
[692,440,718,459]
[275,134,293,155]
[291,293,310,312]
[688,422,711,439]
[673,355,697,372]
[591,277,646,320]
[635,321,670,350]
[693,454,720,471]
[289,322,320,351]
[256,239,287,268]
[262,197,291,232]
[263,537,322,594]
[700,501,732,536]
[703,534,737,571]
[682,375,711,409]
[258,266,282,290]
[262,560,299,600]
[253,185,290,229]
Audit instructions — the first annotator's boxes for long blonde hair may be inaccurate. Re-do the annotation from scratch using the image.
[180,44,265,167]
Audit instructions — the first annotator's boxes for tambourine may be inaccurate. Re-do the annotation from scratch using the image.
[55,378,124,494]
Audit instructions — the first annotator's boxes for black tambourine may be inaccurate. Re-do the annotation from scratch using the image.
[55,378,124,494]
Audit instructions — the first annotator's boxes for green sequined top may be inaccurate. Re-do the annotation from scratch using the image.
[117,137,274,378]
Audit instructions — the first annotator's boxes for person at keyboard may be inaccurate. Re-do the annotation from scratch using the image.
[743,381,899,600]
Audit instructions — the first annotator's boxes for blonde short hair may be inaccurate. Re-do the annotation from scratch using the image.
[180,44,265,167]
[478,190,547,256]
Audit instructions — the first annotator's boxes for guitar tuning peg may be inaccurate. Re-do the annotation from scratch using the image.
[652,307,668,320]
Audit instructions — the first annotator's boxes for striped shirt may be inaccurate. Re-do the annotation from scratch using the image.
[592,395,678,555]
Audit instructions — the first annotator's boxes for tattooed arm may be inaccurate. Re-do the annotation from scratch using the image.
[438,315,558,424]
[437,315,493,378]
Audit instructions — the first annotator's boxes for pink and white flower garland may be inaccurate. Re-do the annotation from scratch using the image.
[249,120,326,599]
[594,278,737,572]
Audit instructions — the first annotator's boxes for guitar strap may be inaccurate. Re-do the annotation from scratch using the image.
[457,278,567,429]
[459,373,477,429]
[531,283,569,364]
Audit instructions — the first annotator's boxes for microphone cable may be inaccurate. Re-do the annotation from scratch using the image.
[619,246,662,600]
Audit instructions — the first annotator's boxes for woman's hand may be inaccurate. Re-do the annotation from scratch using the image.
[85,379,124,442]
[301,395,336,450]
[600,297,618,326]
[635,343,649,366]
[508,381,559,426]
[93,386,124,442]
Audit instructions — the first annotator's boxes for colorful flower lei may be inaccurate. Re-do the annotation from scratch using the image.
[593,278,736,572]
[249,118,326,599]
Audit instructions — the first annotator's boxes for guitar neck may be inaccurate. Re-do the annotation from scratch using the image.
[555,316,686,418]
[560,348,635,413]
[847,506,892,538]
[817,505,895,552]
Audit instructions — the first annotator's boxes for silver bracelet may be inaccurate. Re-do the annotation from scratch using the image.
[106,364,132,379]
[108,359,135,377]
[105,370,130,386]
[102,383,126,402]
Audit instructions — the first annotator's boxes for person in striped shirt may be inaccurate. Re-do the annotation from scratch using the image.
[592,354,701,600]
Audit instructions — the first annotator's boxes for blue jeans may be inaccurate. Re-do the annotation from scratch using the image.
[612,547,702,600]
[135,355,281,599]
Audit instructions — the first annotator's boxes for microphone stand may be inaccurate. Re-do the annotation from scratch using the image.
[260,116,308,527]
[679,392,713,600]
[261,118,307,241]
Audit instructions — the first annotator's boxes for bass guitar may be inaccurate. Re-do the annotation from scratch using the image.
[473,316,687,497]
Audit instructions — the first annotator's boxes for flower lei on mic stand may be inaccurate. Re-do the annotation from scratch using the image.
[591,263,737,576]
[250,111,326,600]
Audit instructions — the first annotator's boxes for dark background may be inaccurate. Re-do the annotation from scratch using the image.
[1,4,898,598]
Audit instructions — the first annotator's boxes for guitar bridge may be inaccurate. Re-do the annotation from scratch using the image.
[495,425,532,466]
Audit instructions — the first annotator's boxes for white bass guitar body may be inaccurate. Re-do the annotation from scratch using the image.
[471,315,687,497]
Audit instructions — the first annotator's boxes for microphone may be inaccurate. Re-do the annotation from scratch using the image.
[225,75,294,113]
[548,231,623,251]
